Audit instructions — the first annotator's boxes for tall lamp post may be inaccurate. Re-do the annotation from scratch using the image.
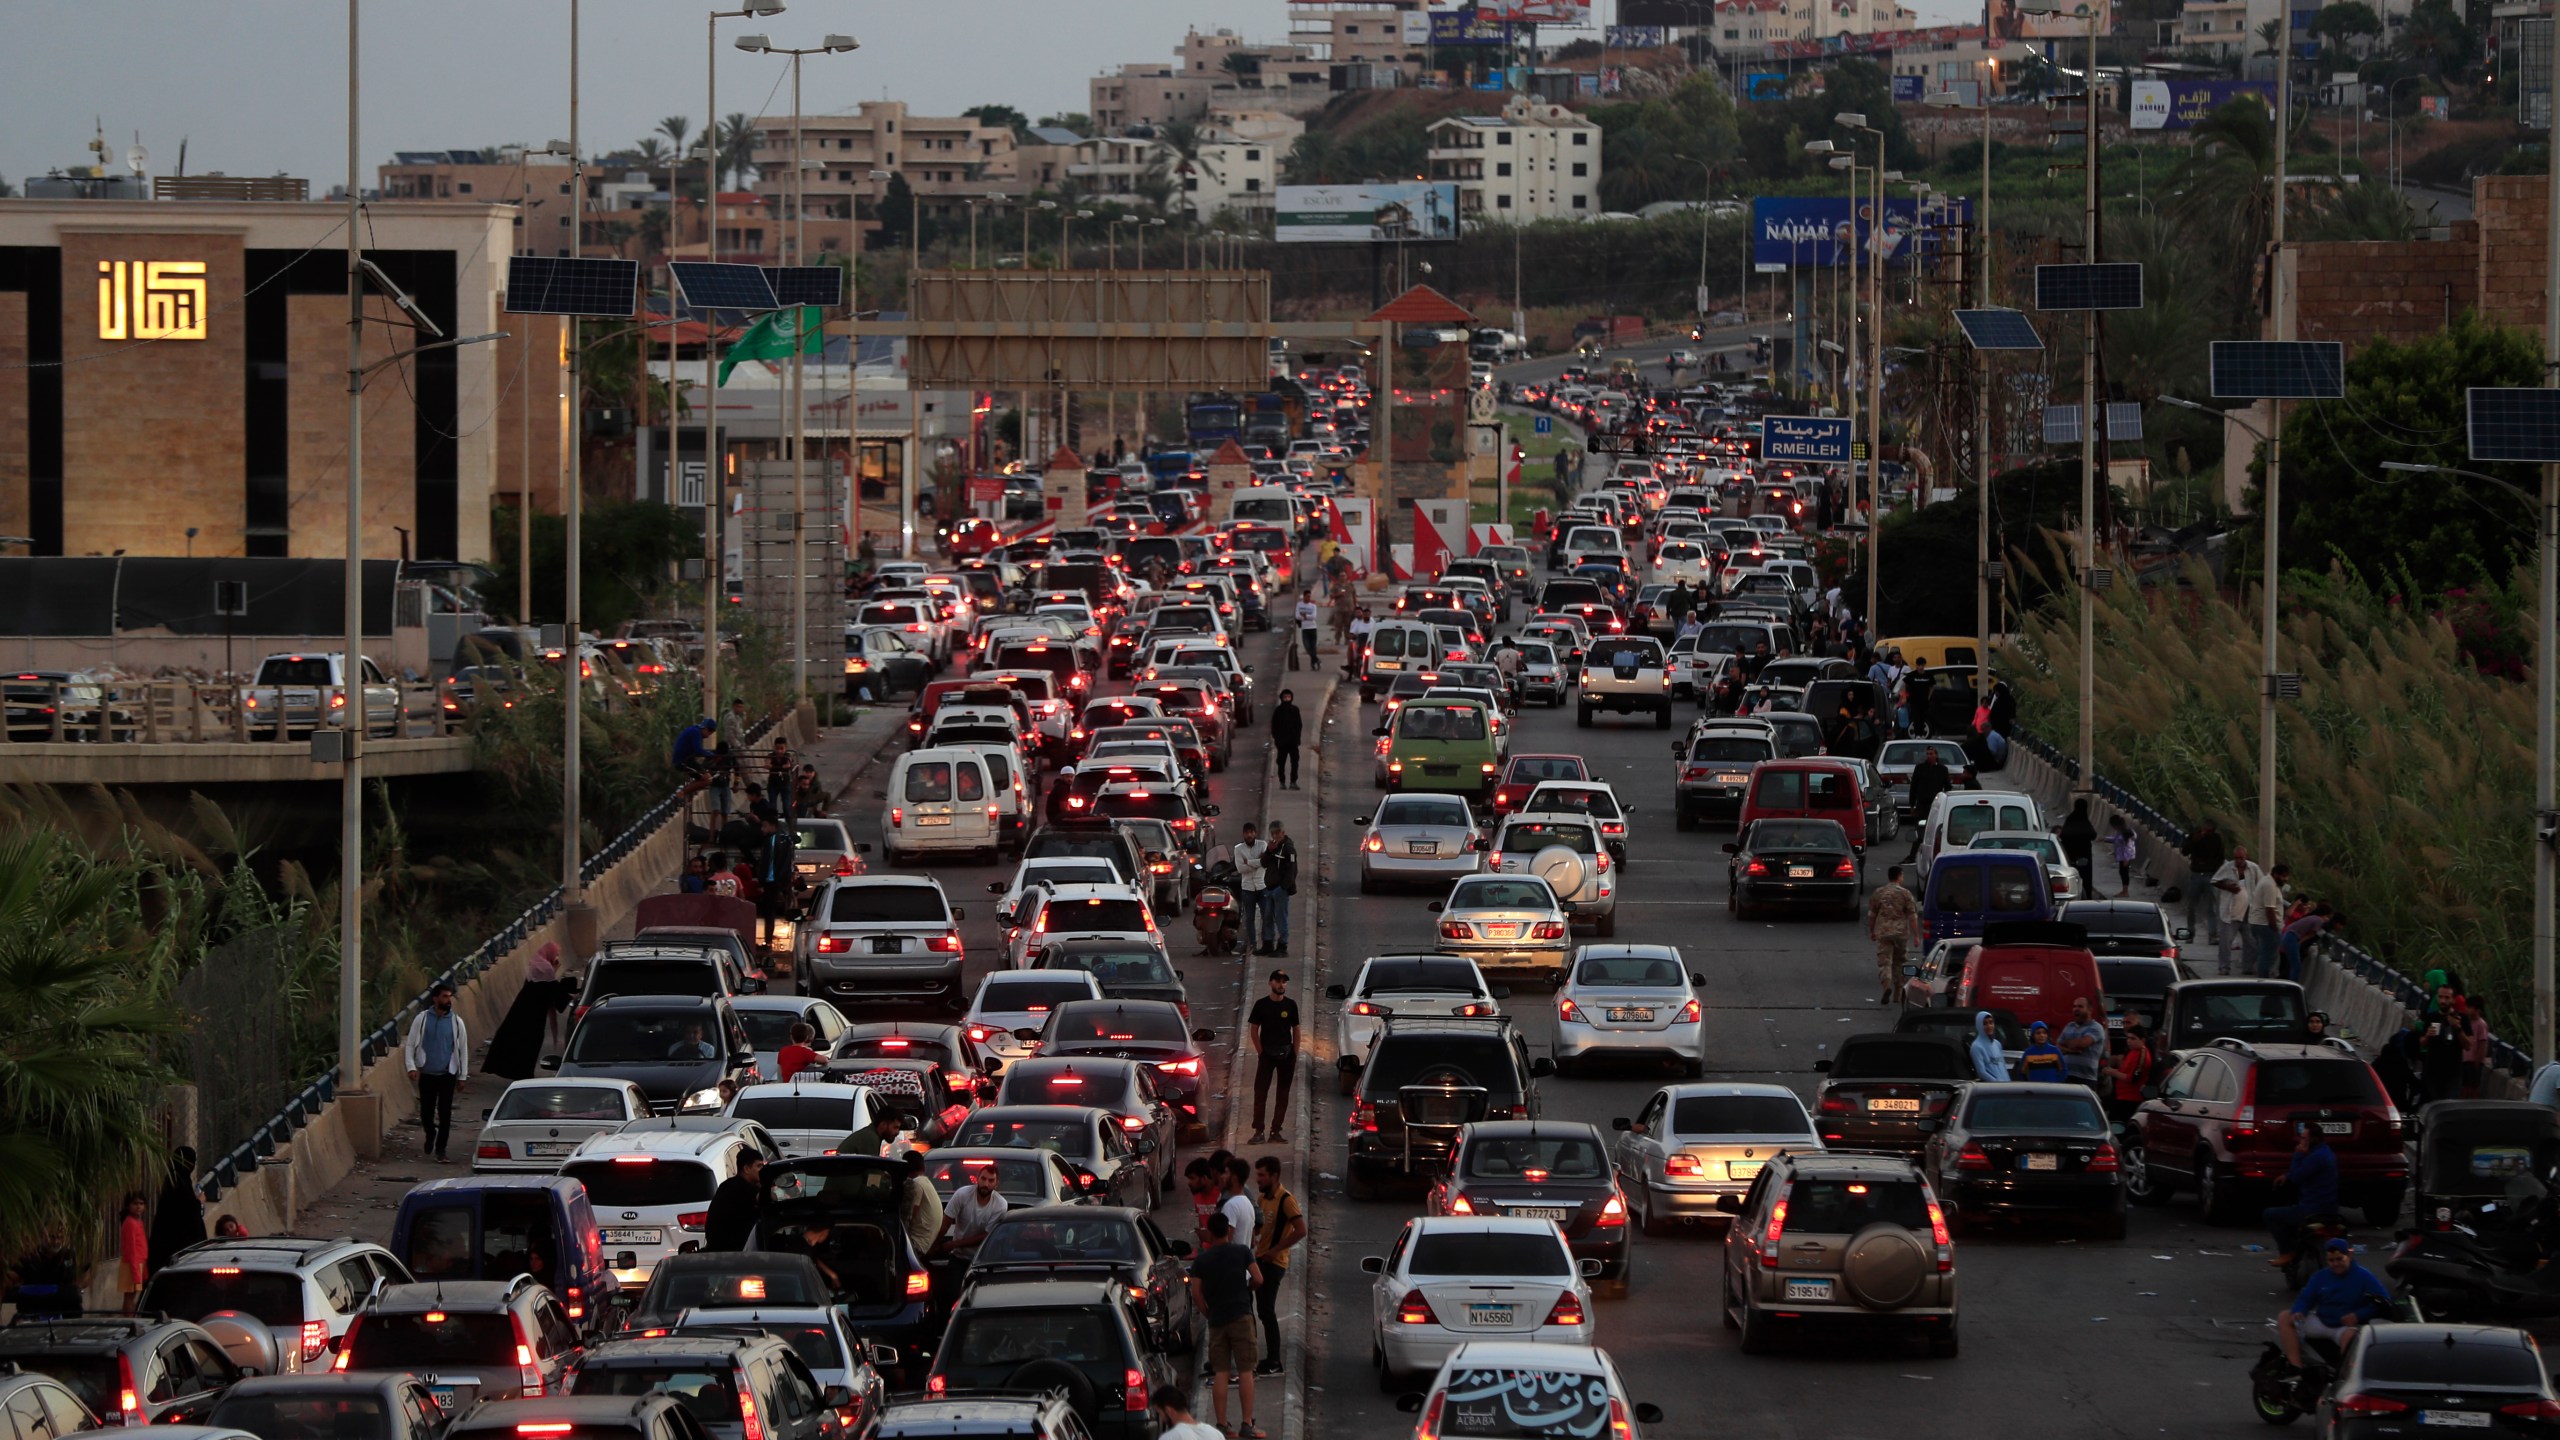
[735,30,859,707]
[1836,111,1888,637]
[1924,67,2010,699]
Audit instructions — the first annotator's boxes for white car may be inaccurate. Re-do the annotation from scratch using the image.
[1356,792,1486,893]
[963,969,1104,1062]
[559,1122,777,1284]
[1552,945,1705,1077]
[1324,953,1503,1090]
[1649,540,1712,589]
[727,995,851,1079]
[1914,789,2045,872]
[721,1079,887,1159]
[1516,780,1634,867]
[1365,1216,1601,1391]
[1002,881,1159,970]
[1485,812,1617,936]
[986,855,1124,930]
[1609,1083,1822,1234]
[472,1078,653,1173]
[1968,829,2085,901]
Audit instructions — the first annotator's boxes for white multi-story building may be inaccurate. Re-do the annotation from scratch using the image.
[1425,98,1604,222]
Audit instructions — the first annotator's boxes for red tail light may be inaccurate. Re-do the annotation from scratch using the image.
[1396,1289,1438,1325]
[1818,1092,1853,1114]
[2332,1395,2411,1417]
[2088,1142,2121,1173]
[1926,1198,1954,1270]
[301,1321,329,1363]
[514,1316,545,1397]
[1832,859,1858,877]
[926,1374,947,1397]
[906,1270,931,1297]
[677,1211,708,1232]
[1543,1292,1586,1326]
[1123,1368,1149,1412]
[1664,1153,1704,1177]
[1556,996,1583,1022]
[477,1142,510,1160]
[1675,997,1702,1023]
[1156,1057,1203,1075]
[1417,1391,1446,1440]
[928,931,964,953]
[815,935,851,953]
[1352,1098,1378,1133]
[1956,1143,1992,1171]
[965,1025,991,1043]
[1759,1198,1788,1267]
[1448,1193,1474,1214]
[1439,921,1474,940]
[332,1340,352,1372]
[2498,1400,2560,1420]
[1119,1114,1149,1131]
[1744,860,1768,875]
[890,807,905,826]
[1596,1192,1627,1228]
[835,855,857,875]
[120,1353,141,1418]
[1530,921,1567,940]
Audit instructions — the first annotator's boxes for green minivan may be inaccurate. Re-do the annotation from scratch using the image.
[1373,697,1499,798]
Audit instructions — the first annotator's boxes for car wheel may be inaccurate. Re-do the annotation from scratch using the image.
[2096,1208,2128,1242]
[1720,1268,1741,1330]
[1654,704,1671,730]
[1675,807,1696,833]
[1596,910,1616,938]
[1683,1057,1706,1079]
[1926,1318,1960,1358]
[1576,702,1593,728]
[1346,1164,1378,1202]
[1374,1346,1406,1394]
[1639,1182,1675,1238]
[1359,871,1376,895]
[2123,1142,2174,1206]
[2198,1153,2246,1224]
[1736,1295,1775,1354]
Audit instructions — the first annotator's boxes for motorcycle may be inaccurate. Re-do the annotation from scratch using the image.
[2386,1207,2560,1322]
[1192,851,1243,956]
[2249,1338,2340,1426]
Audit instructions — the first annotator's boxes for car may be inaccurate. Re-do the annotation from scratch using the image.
[874,1393,1084,1440]
[1717,1151,1958,1356]
[963,969,1105,1063]
[992,1058,1176,1169]
[1110,817,1193,915]
[1482,814,1616,937]
[941,1106,1156,1209]
[829,1021,995,1092]
[573,948,750,1027]
[469,1079,655,1172]
[986,857,1124,932]
[141,1237,415,1373]
[806,1057,975,1150]
[1734,758,1870,853]
[1355,793,1484,894]
[560,1122,778,1285]
[204,1373,457,1440]
[1026,936,1190,1015]
[747,1156,939,1368]
[549,996,761,1114]
[564,1329,852,1440]
[1832,756,1902,847]
[962,1206,1200,1356]
[1920,1081,2124,1237]
[1968,830,2084,900]
[1487,755,1587,821]
[1946,921,2104,1036]
[1514,781,1634,868]
[1506,639,1569,708]
[1002,882,1160,971]
[2094,954,2182,1039]
[1724,818,1861,921]
[843,627,936,700]
[2128,1038,2407,1224]
[624,1252,837,1332]
[1875,738,1974,819]
[1552,945,1706,1077]
[1809,1032,1975,1156]
[663,1308,890,1437]
[2313,1323,2560,1435]
[921,1278,1181,1440]
[1362,1217,1599,1393]
[2155,977,2312,1057]
[721,1080,895,1159]
[2059,897,2182,960]
[0,1313,242,1426]
[1609,1083,1821,1236]
[791,819,868,888]
[1373,697,1500,798]
[1914,789,2045,872]
[921,1147,1104,1210]
[1325,954,1503,1092]
[1087,784,1216,861]
[1430,874,1574,983]
[1394,1344,1662,1439]
[731,997,852,1080]
[800,876,969,1015]
[881,749,1003,863]
[1428,1122,1630,1284]
[1032,999,1215,1137]
[1346,1016,1553,1199]
[334,1276,583,1409]
[0,1373,102,1439]
[1574,634,1673,729]
[1671,724,1777,830]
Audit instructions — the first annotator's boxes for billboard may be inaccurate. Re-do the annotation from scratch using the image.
[1613,0,1708,20]
[1891,75,1924,101]
[1744,71,1789,100]
[1477,0,1594,21]
[1763,415,1853,464]
[1425,11,1516,43]
[1751,195,1969,269]
[2128,79,2275,129]
[1606,25,1668,46]
[1276,182,1462,244]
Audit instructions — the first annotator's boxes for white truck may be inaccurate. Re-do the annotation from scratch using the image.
[243,652,404,737]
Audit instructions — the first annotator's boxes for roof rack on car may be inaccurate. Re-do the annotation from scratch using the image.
[172,1235,355,1258]
[1375,1014,1514,1035]
[2208,1036,2259,1057]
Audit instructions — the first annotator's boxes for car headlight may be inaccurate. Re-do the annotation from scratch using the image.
[679,1087,726,1114]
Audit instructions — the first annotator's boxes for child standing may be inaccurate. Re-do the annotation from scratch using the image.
[2108,815,2140,898]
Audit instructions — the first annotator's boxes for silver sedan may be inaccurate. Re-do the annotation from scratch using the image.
[1608,1082,1822,1235]
[1553,944,1707,1075]
[1358,792,1484,892]
[1428,874,1572,983]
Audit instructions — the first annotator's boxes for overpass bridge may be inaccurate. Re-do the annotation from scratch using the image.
[0,678,476,786]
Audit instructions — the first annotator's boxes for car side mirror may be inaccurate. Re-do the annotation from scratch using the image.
[1012,1027,1044,1042]
[1134,1136,1159,1155]
[986,881,1007,895]
[1191,1028,1216,1043]
[1397,1395,1427,1415]
[1721,842,1739,854]
[866,1341,901,1369]
[481,1107,495,1121]
[540,1055,562,1072]
[1578,1258,1604,1278]
[2141,1084,2161,1100]
[2174,926,2193,942]
[820,1386,854,1410]
[1634,1404,1665,1425]
[1360,1256,1386,1274]
[1373,725,1391,736]
[1611,1116,1632,1132]
[730,1049,755,1068]
[1490,984,1511,1000]
[1529,1057,1556,1077]
[1325,984,1349,1000]
[1426,901,1444,913]
[1812,1059,1832,1073]
[980,1058,1005,1076]
[949,906,967,920]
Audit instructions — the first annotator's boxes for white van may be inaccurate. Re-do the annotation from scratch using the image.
[882,748,1001,862]
[1916,789,2045,872]
[937,738,1032,851]
[1360,619,1441,701]
[1226,484,1298,528]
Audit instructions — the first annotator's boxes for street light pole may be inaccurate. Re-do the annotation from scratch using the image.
[699,1,782,718]
[564,0,585,914]
[2261,0,2293,866]
[2540,17,2560,1067]
[340,0,365,1103]
[2077,3,2099,806]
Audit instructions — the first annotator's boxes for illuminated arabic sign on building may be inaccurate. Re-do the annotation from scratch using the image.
[97,260,208,341]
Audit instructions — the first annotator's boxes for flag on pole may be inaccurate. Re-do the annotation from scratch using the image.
[718,304,822,385]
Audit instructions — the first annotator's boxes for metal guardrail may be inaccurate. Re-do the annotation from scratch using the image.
[3,678,460,744]
[2009,728,2531,1082]
[194,710,784,1202]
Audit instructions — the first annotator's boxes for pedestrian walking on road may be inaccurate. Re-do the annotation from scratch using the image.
[2057,799,2099,891]
[1294,594,1320,667]
[1865,865,1920,1004]
[1250,1157,1306,1378]
[403,980,468,1163]
[1270,689,1304,790]
[705,1152,764,1252]
[1259,823,1298,954]
[2247,862,2290,978]
[1344,607,1371,679]
[1247,971,1301,1141]
[2108,815,2140,897]
[1902,747,1954,862]
[1232,824,1270,955]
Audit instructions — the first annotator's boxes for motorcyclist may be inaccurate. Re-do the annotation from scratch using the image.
[2265,1122,2342,1269]
[2276,1238,2390,1370]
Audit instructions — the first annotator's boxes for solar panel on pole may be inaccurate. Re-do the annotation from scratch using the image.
[2209,340,2346,400]
[503,255,640,317]
[763,265,845,309]
[2044,405,2082,445]
[1954,308,2044,351]
[2034,262,2145,312]
[669,261,780,313]
[2106,402,2144,440]
[2466,387,2560,463]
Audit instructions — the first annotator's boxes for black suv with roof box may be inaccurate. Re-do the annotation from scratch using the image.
[877,1392,1090,1440]
[1346,1015,1552,1200]
[924,1280,1177,1440]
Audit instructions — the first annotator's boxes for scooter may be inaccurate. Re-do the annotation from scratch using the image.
[2249,1338,2340,1425]
[2386,1204,2560,1322]
[1192,852,1243,956]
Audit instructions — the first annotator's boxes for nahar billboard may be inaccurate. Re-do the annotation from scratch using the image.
[1750,195,1969,269]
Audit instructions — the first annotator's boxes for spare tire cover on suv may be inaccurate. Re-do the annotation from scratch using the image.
[1531,845,1591,902]
[1842,1223,1929,1310]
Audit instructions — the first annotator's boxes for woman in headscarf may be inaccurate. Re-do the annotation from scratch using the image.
[484,941,573,1080]
[1969,1012,2011,1083]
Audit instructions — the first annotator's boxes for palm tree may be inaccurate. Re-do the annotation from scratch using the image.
[657,116,692,156]
[633,136,668,168]
[2165,98,2274,327]
[2255,17,2283,54]
[718,113,757,193]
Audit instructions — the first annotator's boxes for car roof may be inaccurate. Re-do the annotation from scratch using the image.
[1444,1340,1614,1372]
[168,1237,376,1269]
[585,994,727,1015]
[1457,1119,1608,1143]
[1572,943,1680,962]
[1407,1215,1567,1236]
[956,1279,1122,1310]
[729,995,829,1015]
[1774,1152,1925,1179]
[581,1334,778,1362]
[564,1128,750,1159]
[1030,882,1149,903]
[966,1105,1103,1123]
[374,1280,525,1310]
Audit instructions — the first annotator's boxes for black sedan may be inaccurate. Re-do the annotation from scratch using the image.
[964,1204,1201,1354]
[2317,1324,2560,1436]
[831,1022,993,1093]
[1028,937,1190,1014]
[993,1057,1177,1166]
[1725,818,1862,920]
[1428,1120,1630,1285]
[1810,1032,1973,1157]
[1034,1000,1216,1139]
[1922,1081,2126,1238]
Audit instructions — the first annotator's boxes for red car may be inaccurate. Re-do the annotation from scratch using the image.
[947,518,1002,558]
[2130,1039,2407,1225]
[1491,753,1591,818]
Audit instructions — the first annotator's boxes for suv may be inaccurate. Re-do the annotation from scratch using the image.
[550,995,761,1114]
[962,1207,1200,1357]
[1575,635,1673,729]
[0,1373,99,1437]
[1808,1033,1974,1156]
[879,1393,1090,1440]
[336,1277,583,1409]
[2128,1037,2407,1224]
[800,876,969,1014]
[141,1236,414,1373]
[0,1313,241,1425]
[559,1123,779,1285]
[1346,1016,1554,1200]
[1672,723,1776,830]
[2157,977,2310,1058]
[566,1331,850,1440]
[924,1279,1179,1440]
[1717,1152,1959,1356]
[1017,826,1149,890]
[574,947,751,1028]
[449,1395,716,1440]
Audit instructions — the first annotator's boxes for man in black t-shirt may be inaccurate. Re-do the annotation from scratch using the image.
[1247,970,1301,1143]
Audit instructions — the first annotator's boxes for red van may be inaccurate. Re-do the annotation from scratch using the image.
[1955,920,2106,1034]
[1734,758,1869,850]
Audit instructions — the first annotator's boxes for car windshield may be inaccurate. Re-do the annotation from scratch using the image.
[1573,955,1683,987]
[492,1085,628,1122]
[1449,880,1553,911]
[1750,821,1848,850]
[1406,1231,1570,1277]
[2254,1060,2385,1107]
[1035,897,1151,935]
[646,1260,825,1311]
[587,960,719,1002]
[2098,959,2176,999]
[1696,625,1769,656]
[926,1156,1052,1204]
[1049,1006,1186,1043]
[1500,822,1593,853]
[729,1094,865,1131]
[1433,1366,1619,1440]
[1784,1178,1932,1231]
[978,1215,1139,1264]
[1379,796,1472,827]
[1965,1092,2106,1131]
[2180,988,2308,1040]
[561,1158,716,1207]
[1463,1135,1607,1180]
[1879,742,1954,768]
[1590,641,1663,668]
[1360,960,1482,996]
[950,1115,1092,1153]
[345,1311,514,1367]
[1972,834,2061,864]
[1397,706,1487,741]
[208,1393,388,1440]
[1528,788,1619,818]
[1687,738,1769,764]
[1364,1038,1520,1096]
[2360,1340,2549,1387]
[943,1310,1121,1369]
[137,1268,305,1327]
[795,823,850,851]
[567,1009,723,1064]
[1506,758,1586,784]
[1828,1040,1969,1080]
[1042,946,1176,987]
[829,886,948,924]
[1671,1095,1808,1135]
[577,1365,739,1429]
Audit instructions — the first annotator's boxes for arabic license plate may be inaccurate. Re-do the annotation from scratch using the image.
[1727,1160,1764,1180]
[1507,1207,1570,1222]
[869,937,905,955]
[2321,1121,2353,1135]
[525,1142,578,1157]
[1715,774,1746,785]
[1408,841,1441,856]
[914,814,953,826]
[1483,924,1520,939]
[1867,1097,1922,1113]
[2022,1153,2059,1172]
[1787,865,1815,879]
[2421,1413,2491,1428]
[1783,1278,1834,1301]
[602,1227,663,1245]
[1464,1304,1516,1328]
[1606,1007,1656,1023]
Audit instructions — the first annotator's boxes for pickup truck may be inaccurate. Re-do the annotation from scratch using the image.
[242,652,403,737]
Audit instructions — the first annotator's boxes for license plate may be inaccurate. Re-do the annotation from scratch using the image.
[1867,1097,1922,1113]
[603,1227,663,1245]
[1606,1007,1656,1023]
[1783,1279,1834,1301]
[1727,1160,1763,1180]
[1507,1207,1570,1222]
[2421,1413,2492,1428]
[525,1142,577,1157]
[914,814,953,826]
[2022,1153,2059,1172]
[1464,1304,1516,1328]
[1483,924,1520,939]
[2321,1122,2353,1135]
[1715,774,1746,785]
[1426,764,1457,776]
[870,937,905,955]
[1787,865,1815,879]
[430,1387,461,1409]
[1408,841,1440,856]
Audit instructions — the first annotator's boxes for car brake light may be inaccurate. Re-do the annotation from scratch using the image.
[119,1351,140,1417]
[518,1428,578,1435]
[477,1142,510,1160]
[1439,921,1473,940]
[1926,1198,1954,1270]
[677,1211,708,1231]
[835,855,857,876]
[1556,996,1583,1022]
[2499,1400,2560,1420]
[1416,1390,1447,1440]
[1675,997,1702,1023]
[1818,1092,1853,1114]
[926,1374,947,1397]
[2332,1395,2411,1417]
[1744,860,1769,876]
[1957,1143,1992,1171]
[2089,1142,2121,1173]
[815,935,851,953]
[1396,1289,1438,1325]
[1597,1192,1627,1228]
[1352,1098,1378,1133]
[514,1319,545,1397]
[1157,1057,1202,1075]
[1531,921,1566,940]
[1448,1194,1474,1214]
[1664,1153,1704,1177]
[1543,1292,1586,1326]
[929,931,964,953]
[1833,859,1858,878]
[907,1269,932,1297]
[1760,1198,1788,1267]
[890,807,904,826]
[1122,1367,1149,1413]
[301,1320,329,1362]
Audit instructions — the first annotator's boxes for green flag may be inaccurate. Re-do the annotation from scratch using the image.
[718,304,822,385]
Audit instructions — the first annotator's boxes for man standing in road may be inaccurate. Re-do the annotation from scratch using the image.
[1902,747,1954,862]
[1260,822,1298,956]
[705,1152,764,1251]
[1250,1156,1305,1379]
[1232,824,1270,955]
[2212,845,2266,976]
[1865,865,1920,1005]
[2249,863,2291,979]
[1247,971,1301,1143]
[1294,593,1320,668]
[2058,996,2108,1094]
[898,1151,945,1265]
[1343,606,1371,679]
[403,981,468,1163]
[1269,689,1304,791]
[753,814,797,953]
[1188,1213,1262,1439]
